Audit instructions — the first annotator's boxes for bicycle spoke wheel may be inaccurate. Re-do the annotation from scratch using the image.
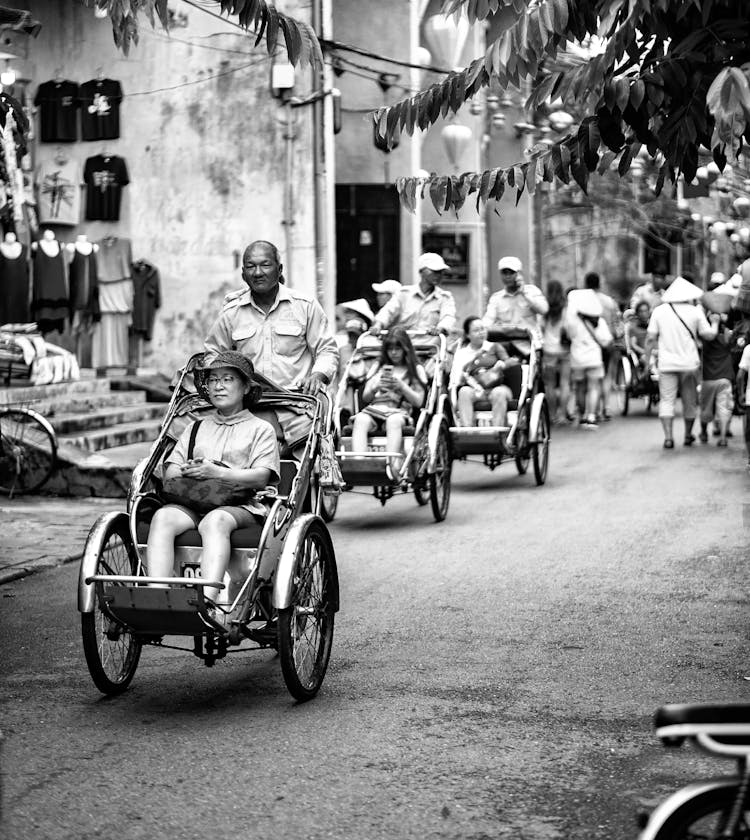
[81,515,142,695]
[647,785,749,839]
[278,520,337,702]
[0,408,57,496]
[429,420,452,522]
[532,403,550,486]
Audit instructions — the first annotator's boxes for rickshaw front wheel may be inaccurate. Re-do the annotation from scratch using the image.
[429,420,452,522]
[81,516,142,695]
[278,519,336,702]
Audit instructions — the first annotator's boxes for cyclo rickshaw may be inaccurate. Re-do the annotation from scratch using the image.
[612,316,659,416]
[77,353,340,702]
[330,330,453,522]
[448,326,550,486]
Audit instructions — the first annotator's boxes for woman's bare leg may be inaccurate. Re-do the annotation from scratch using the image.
[146,505,196,586]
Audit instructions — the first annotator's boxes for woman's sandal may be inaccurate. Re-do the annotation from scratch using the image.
[663,439,674,449]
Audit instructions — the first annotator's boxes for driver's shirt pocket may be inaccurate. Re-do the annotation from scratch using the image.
[273,319,305,355]
[231,323,259,350]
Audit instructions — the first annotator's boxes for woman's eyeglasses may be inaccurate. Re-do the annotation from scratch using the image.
[206,375,240,387]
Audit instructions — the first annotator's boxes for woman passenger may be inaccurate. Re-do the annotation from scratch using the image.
[449,315,515,427]
[148,351,280,607]
[541,280,572,424]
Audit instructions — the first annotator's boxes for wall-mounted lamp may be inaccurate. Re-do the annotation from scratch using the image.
[1,61,16,87]
[270,61,295,100]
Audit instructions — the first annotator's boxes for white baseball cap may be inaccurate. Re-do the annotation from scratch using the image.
[417,252,450,272]
[497,256,522,273]
[372,279,402,295]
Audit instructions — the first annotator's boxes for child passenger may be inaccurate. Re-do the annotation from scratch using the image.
[350,326,426,475]
[148,351,280,605]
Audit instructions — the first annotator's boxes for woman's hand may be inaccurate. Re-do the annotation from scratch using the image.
[181,458,225,480]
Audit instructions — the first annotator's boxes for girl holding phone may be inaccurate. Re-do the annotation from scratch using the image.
[351,327,426,474]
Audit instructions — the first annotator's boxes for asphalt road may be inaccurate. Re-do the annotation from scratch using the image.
[2,412,750,840]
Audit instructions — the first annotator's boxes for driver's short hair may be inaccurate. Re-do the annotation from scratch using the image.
[244,240,281,265]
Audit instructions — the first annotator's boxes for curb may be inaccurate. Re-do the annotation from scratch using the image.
[0,551,83,585]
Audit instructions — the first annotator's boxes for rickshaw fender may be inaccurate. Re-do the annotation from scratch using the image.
[621,354,633,387]
[78,511,131,613]
[272,514,339,612]
[528,393,548,444]
[638,778,738,839]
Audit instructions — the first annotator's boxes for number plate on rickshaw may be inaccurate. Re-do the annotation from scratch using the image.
[180,561,202,578]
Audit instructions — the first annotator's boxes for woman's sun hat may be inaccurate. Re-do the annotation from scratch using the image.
[372,279,402,295]
[195,350,260,402]
[661,276,705,303]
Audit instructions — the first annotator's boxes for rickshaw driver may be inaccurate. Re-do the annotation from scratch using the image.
[482,256,549,357]
[204,240,339,449]
[368,252,457,339]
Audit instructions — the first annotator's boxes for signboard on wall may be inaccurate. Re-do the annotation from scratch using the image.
[421,232,469,284]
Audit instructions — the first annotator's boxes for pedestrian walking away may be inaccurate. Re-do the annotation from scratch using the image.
[643,276,717,449]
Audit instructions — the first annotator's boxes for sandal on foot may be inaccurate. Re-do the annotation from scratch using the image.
[663,439,674,449]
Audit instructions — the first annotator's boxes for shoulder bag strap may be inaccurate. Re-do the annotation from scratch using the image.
[668,304,698,348]
[579,313,605,347]
[187,420,202,460]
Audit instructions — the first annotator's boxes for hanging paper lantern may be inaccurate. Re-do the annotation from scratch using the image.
[469,100,483,115]
[415,47,432,67]
[422,13,470,70]
[441,122,472,167]
[491,112,506,129]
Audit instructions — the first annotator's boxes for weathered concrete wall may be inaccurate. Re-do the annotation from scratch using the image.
[27,1,316,373]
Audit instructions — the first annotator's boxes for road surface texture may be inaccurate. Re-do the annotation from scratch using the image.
[1,413,749,839]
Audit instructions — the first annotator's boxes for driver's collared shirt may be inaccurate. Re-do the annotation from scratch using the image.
[375,283,456,334]
[482,284,548,334]
[204,284,339,388]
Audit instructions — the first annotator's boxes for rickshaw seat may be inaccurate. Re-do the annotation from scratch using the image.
[137,460,299,549]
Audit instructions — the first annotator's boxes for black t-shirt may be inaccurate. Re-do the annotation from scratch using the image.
[33,80,79,142]
[84,155,129,221]
[79,79,123,141]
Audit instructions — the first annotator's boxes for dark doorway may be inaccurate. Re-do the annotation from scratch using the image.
[335,184,400,308]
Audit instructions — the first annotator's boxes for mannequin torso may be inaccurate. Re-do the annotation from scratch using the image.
[0,232,22,259]
[67,234,97,257]
[32,230,61,258]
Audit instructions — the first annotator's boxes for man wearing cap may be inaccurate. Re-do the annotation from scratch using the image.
[482,257,549,355]
[643,275,718,449]
[372,278,402,310]
[369,253,457,336]
[204,239,339,446]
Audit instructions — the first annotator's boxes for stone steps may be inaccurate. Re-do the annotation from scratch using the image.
[50,402,167,435]
[57,416,165,453]
[0,373,171,498]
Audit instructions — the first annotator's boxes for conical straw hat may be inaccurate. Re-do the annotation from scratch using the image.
[661,276,704,303]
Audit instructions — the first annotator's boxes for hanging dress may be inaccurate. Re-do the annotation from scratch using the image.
[0,243,30,324]
[69,249,100,328]
[32,246,68,333]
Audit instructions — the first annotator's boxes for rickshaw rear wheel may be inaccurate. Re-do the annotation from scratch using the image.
[0,408,57,496]
[429,420,452,522]
[532,402,550,486]
[278,519,336,702]
[81,516,142,695]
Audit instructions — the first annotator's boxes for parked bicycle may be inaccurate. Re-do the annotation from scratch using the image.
[0,403,57,496]
[639,702,750,838]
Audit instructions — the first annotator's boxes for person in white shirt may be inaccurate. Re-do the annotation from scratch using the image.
[643,276,717,449]
[564,289,613,430]
[482,256,548,356]
[370,253,456,336]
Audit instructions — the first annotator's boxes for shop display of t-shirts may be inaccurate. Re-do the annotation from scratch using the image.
[84,155,129,221]
[131,259,161,341]
[79,78,123,141]
[36,157,82,226]
[33,80,80,143]
[31,244,69,334]
[0,243,30,324]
